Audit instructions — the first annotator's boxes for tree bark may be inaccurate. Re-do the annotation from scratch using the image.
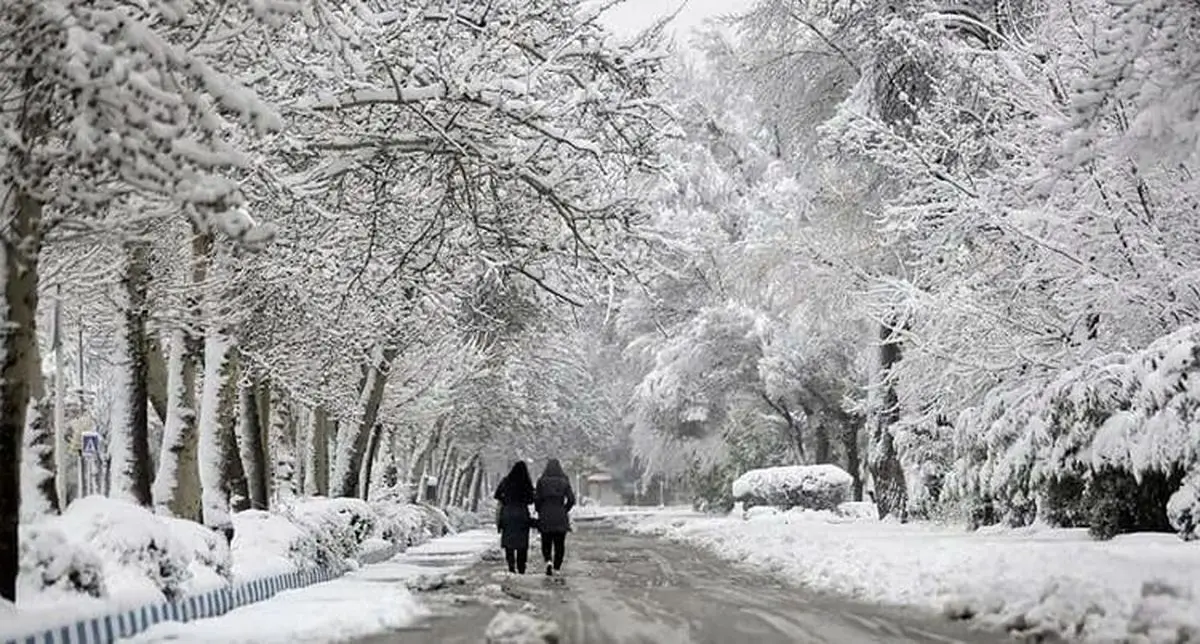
[270,387,296,503]
[110,242,153,506]
[813,422,833,465]
[0,183,43,601]
[219,348,250,514]
[238,378,270,510]
[841,418,863,502]
[24,369,58,519]
[332,343,398,497]
[198,333,249,530]
[468,458,484,511]
[869,321,908,521]
[145,334,169,425]
[360,422,385,500]
[153,330,202,520]
[304,407,329,496]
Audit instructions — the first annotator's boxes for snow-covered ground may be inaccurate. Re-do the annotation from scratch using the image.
[615,507,1200,642]
[124,530,496,643]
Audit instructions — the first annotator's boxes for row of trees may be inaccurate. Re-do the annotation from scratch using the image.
[607,0,1200,534]
[1,0,670,601]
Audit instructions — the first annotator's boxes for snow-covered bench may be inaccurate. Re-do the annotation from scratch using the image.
[731,464,854,512]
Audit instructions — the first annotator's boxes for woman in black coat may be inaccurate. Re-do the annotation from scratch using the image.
[535,459,576,576]
[493,460,535,574]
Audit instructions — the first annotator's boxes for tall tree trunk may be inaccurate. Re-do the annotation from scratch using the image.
[0,183,43,601]
[869,321,908,521]
[468,458,484,511]
[145,333,169,425]
[110,242,153,506]
[360,422,385,501]
[238,378,269,510]
[270,387,297,504]
[332,343,397,497]
[304,407,329,496]
[841,418,863,502]
[219,348,249,514]
[23,367,58,519]
[153,330,202,520]
[813,422,833,465]
[198,332,248,532]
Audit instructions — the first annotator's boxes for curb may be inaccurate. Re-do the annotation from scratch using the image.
[3,566,346,644]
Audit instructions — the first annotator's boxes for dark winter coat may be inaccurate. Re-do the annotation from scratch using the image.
[494,475,535,550]
[535,460,576,534]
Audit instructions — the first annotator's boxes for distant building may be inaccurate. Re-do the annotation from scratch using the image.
[583,471,623,506]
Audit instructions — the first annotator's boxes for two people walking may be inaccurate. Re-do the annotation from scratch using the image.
[494,458,576,576]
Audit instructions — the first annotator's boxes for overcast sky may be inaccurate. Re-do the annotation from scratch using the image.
[598,0,755,43]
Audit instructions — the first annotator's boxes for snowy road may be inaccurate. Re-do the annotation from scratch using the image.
[355,518,1004,644]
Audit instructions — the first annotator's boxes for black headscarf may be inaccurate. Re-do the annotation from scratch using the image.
[541,458,568,481]
[500,460,535,504]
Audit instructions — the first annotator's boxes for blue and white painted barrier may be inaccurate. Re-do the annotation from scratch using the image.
[3,566,345,644]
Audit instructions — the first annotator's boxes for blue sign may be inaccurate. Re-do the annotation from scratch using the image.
[81,431,100,455]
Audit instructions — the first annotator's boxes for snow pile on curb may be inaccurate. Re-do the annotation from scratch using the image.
[731,465,853,511]
[485,610,561,643]
[621,509,1200,642]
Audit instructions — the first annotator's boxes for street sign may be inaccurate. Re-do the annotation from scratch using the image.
[81,431,100,456]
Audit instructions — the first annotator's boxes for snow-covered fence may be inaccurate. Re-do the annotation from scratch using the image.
[732,465,854,512]
[3,566,344,644]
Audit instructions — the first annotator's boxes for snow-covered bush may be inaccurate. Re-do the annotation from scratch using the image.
[58,498,195,600]
[164,517,232,580]
[232,509,320,576]
[20,497,230,602]
[731,465,853,511]
[371,502,437,548]
[19,523,106,599]
[444,506,483,532]
[285,498,377,567]
[953,325,1200,538]
[1168,472,1200,541]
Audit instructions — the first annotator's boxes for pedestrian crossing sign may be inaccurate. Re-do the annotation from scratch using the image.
[81,431,100,455]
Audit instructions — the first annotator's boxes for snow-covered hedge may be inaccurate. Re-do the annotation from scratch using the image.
[19,497,231,605]
[952,325,1200,538]
[19,496,451,608]
[731,464,853,511]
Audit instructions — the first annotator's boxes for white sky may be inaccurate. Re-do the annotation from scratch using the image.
[598,0,756,43]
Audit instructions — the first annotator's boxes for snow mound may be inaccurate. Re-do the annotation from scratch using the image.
[1167,472,1200,541]
[485,610,561,643]
[731,465,853,511]
[836,501,880,521]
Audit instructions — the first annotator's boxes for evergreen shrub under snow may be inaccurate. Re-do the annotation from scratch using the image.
[732,464,853,511]
[952,325,1200,539]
